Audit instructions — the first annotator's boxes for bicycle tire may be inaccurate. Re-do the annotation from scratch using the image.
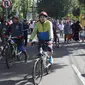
[5,44,15,68]
[46,63,52,74]
[17,51,27,62]
[44,56,52,74]
[32,58,43,85]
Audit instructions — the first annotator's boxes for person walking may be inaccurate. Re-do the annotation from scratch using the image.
[23,19,29,46]
[64,21,72,43]
[71,21,82,41]
[58,20,64,37]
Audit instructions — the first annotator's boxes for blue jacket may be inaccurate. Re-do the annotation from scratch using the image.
[7,22,23,37]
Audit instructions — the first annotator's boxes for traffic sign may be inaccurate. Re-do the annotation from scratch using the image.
[2,0,12,8]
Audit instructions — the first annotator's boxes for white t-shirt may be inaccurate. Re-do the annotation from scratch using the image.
[58,24,64,31]
[29,23,34,29]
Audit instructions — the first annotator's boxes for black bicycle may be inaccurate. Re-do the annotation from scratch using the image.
[4,35,27,68]
[32,42,52,85]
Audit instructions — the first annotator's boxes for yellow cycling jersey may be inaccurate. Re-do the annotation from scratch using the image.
[30,20,53,41]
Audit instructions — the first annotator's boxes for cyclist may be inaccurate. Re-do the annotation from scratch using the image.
[28,11,54,64]
[5,15,28,62]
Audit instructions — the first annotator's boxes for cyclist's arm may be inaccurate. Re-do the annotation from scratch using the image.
[48,21,54,41]
[29,24,38,41]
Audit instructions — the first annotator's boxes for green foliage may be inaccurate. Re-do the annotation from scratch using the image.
[72,6,80,16]
[78,0,85,5]
[0,0,37,19]
[37,0,79,18]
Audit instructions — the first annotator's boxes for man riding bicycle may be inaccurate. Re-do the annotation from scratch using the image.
[28,11,54,64]
[5,15,28,62]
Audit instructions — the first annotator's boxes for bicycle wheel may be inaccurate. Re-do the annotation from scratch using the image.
[5,44,15,68]
[45,57,52,74]
[32,58,43,85]
[17,51,28,62]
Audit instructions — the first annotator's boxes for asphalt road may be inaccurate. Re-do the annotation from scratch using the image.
[0,37,85,85]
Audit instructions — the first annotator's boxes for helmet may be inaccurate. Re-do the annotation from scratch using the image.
[39,11,48,17]
[12,15,19,20]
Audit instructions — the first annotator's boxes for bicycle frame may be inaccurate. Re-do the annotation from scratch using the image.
[4,35,22,56]
[39,46,49,68]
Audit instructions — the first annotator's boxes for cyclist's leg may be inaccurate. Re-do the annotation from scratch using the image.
[16,39,28,62]
[47,44,53,64]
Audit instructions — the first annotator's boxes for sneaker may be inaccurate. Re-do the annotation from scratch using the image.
[49,56,53,64]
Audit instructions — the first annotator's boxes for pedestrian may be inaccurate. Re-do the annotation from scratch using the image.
[52,19,57,43]
[71,21,82,41]
[29,20,34,34]
[64,21,72,43]
[58,20,64,37]
[80,26,85,42]
[23,19,29,46]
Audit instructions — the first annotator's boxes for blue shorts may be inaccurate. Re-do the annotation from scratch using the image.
[13,39,25,52]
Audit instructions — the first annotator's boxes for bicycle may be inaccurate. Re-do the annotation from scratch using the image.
[4,35,27,68]
[32,42,52,85]
[0,28,7,58]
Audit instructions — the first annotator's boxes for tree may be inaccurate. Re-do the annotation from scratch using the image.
[72,6,80,16]
[37,0,79,18]
[0,0,37,19]
[78,0,85,5]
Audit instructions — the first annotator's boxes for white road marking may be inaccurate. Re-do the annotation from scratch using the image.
[71,64,85,85]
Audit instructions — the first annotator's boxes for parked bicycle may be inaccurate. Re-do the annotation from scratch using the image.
[32,42,52,85]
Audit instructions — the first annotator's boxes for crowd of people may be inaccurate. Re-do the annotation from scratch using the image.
[0,11,85,64]
[50,19,83,43]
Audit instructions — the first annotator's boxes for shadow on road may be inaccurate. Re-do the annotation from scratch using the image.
[0,42,85,85]
[0,60,35,85]
[0,77,33,85]
[51,63,68,72]
[53,42,85,58]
